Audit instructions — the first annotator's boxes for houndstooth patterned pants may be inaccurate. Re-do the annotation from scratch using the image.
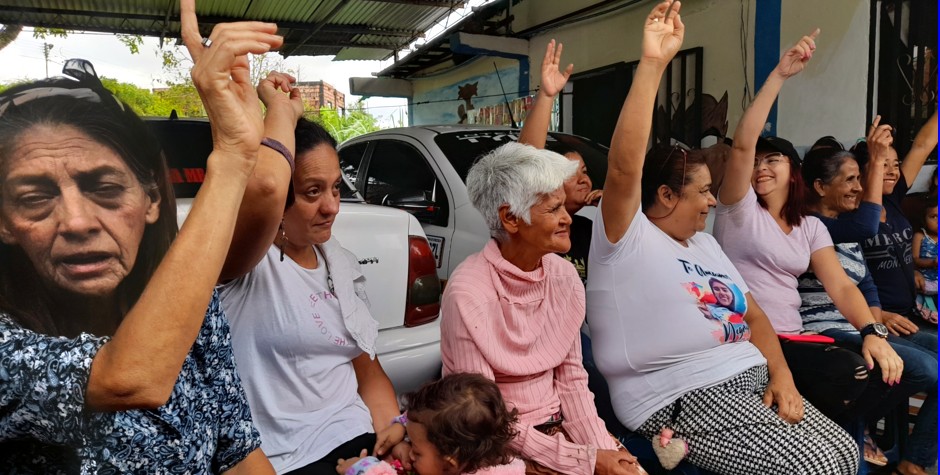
[636,365,858,475]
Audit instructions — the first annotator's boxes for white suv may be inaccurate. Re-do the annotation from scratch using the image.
[337,125,610,281]
[149,117,443,394]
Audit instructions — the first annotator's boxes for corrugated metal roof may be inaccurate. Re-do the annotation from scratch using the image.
[0,0,466,60]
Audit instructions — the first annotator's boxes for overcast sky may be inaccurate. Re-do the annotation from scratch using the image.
[0,0,489,128]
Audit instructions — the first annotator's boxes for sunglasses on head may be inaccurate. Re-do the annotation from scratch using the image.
[0,59,124,117]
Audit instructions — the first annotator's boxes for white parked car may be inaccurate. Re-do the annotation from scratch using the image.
[149,117,442,394]
[337,125,610,281]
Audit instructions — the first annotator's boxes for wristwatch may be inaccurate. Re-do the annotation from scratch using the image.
[860,322,889,339]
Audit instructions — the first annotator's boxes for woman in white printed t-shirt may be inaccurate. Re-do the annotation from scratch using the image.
[583,2,857,474]
[219,108,409,474]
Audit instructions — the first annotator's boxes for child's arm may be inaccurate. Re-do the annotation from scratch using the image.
[912,231,938,269]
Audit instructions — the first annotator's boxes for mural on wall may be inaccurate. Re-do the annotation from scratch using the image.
[412,64,522,125]
[457,82,478,124]
[654,91,729,146]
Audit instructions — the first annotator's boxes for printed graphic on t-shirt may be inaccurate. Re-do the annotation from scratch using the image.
[677,259,750,343]
[308,290,353,347]
[562,254,588,283]
[865,228,913,271]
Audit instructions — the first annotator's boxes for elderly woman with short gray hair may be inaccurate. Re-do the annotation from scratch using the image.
[440,142,644,475]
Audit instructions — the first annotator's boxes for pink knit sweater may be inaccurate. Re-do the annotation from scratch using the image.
[441,240,617,475]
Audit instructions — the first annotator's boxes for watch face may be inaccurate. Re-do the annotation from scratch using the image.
[873,323,889,337]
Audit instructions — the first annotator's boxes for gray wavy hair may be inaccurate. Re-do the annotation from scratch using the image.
[466,142,577,242]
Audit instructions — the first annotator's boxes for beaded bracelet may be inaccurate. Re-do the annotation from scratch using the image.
[261,137,295,173]
[391,412,408,427]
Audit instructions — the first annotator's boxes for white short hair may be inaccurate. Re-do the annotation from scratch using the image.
[466,142,577,241]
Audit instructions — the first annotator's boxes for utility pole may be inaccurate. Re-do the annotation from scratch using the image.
[42,42,53,77]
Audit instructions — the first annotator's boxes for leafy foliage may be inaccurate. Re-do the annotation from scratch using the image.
[310,101,380,142]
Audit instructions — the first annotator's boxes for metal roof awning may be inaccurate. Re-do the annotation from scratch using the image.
[0,0,469,60]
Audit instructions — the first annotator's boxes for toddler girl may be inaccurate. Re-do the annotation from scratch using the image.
[337,373,525,475]
[913,198,938,323]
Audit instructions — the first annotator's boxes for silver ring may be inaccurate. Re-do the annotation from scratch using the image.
[201,37,212,48]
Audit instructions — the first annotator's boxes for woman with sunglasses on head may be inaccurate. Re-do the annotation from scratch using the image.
[584,3,857,474]
[712,30,904,441]
[0,1,282,472]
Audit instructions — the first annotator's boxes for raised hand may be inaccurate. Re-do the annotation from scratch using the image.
[866,115,894,165]
[258,71,304,121]
[180,0,283,161]
[775,29,819,79]
[540,39,573,98]
[642,1,685,68]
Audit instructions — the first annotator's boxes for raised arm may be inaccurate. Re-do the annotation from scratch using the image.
[86,0,283,410]
[901,110,938,185]
[219,72,304,282]
[721,30,819,206]
[602,0,684,243]
[518,39,572,149]
[861,116,892,205]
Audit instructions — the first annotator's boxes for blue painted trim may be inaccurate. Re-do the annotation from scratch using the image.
[449,34,530,99]
[754,0,781,136]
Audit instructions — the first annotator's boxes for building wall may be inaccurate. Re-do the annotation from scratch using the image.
[404,0,877,151]
[514,0,872,150]
[517,0,755,145]
[296,81,347,113]
[777,0,870,149]
[409,56,521,125]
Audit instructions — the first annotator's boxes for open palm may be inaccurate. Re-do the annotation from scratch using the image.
[642,1,684,67]
[540,39,573,97]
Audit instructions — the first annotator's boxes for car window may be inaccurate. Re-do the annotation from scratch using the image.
[338,142,367,189]
[364,140,448,226]
[432,130,609,185]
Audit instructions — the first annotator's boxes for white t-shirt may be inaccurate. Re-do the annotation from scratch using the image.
[586,205,766,430]
[220,246,374,473]
[714,188,833,334]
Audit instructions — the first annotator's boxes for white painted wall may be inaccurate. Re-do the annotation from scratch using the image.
[405,0,877,149]
[776,0,871,150]
[517,0,756,140]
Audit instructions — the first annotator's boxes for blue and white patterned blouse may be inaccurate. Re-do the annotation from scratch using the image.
[0,291,261,474]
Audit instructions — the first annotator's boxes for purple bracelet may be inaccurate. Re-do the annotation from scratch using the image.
[392,412,408,426]
[261,137,295,173]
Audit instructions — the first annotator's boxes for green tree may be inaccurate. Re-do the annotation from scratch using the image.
[311,101,380,142]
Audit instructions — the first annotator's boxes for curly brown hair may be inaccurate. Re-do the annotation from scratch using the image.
[405,373,519,474]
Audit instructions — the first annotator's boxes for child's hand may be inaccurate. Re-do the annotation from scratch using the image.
[386,441,413,471]
[336,449,369,474]
[374,422,407,457]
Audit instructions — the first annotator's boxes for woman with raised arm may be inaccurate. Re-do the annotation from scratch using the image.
[857,111,939,340]
[0,0,280,472]
[584,3,857,474]
[801,130,937,475]
[520,39,601,283]
[218,81,407,475]
[712,31,905,433]
[440,41,644,475]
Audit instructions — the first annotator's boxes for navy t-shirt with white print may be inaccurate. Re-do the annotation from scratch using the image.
[862,175,916,315]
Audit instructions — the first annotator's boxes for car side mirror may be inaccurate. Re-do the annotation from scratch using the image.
[383,192,441,222]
